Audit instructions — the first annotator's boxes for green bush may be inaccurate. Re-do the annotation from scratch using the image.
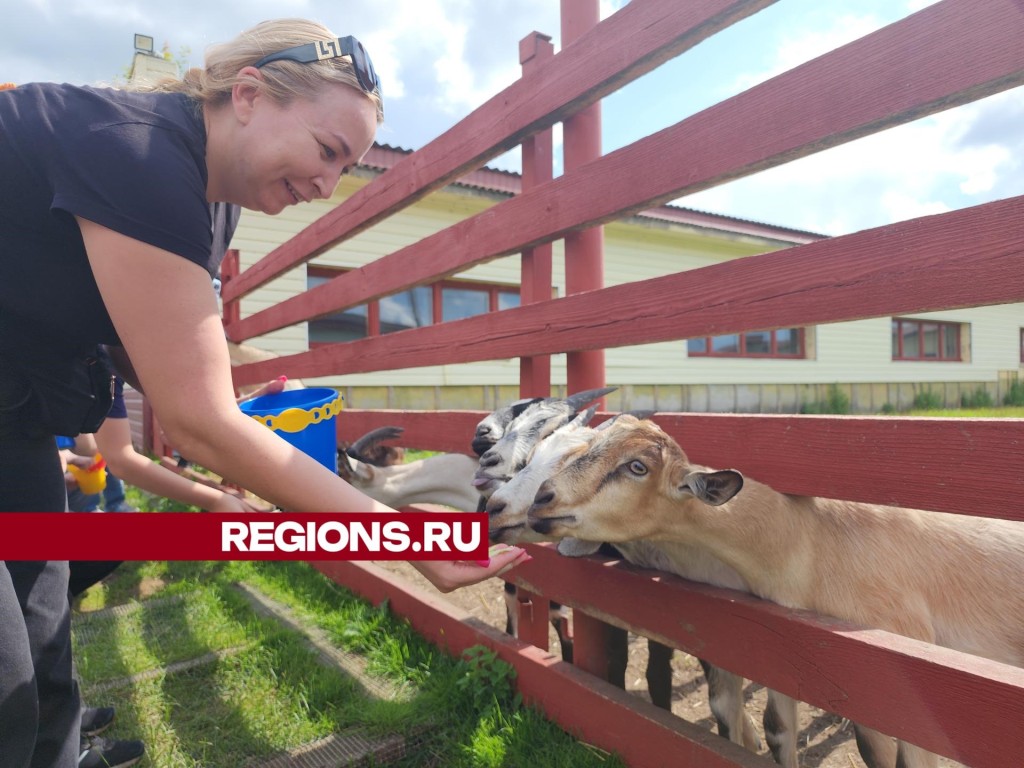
[880,402,897,414]
[912,389,944,410]
[801,384,850,414]
[1004,379,1024,406]
[960,387,994,409]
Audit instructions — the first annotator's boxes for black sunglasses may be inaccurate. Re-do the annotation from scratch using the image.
[253,35,382,98]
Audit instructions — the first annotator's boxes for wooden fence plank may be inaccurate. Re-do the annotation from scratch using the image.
[508,545,1024,767]
[231,196,1024,383]
[330,409,1023,521]
[223,0,776,303]
[226,0,1024,342]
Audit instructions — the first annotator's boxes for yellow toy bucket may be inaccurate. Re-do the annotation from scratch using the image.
[68,455,107,495]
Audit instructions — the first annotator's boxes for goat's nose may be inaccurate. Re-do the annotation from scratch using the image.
[486,499,506,516]
[479,450,499,468]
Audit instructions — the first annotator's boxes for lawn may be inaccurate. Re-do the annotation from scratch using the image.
[74,557,625,768]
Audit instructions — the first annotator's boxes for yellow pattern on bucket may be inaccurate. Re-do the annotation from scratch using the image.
[248,394,344,433]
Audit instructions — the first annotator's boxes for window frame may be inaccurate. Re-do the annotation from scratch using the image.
[306,266,520,347]
[687,328,806,359]
[891,317,962,362]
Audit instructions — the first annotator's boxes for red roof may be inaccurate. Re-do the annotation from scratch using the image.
[359,142,824,244]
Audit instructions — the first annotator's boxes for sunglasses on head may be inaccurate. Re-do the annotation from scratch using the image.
[253,35,382,98]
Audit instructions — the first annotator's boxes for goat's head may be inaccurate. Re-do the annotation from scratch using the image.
[345,426,406,467]
[472,387,616,498]
[472,397,542,457]
[484,414,598,543]
[527,415,744,543]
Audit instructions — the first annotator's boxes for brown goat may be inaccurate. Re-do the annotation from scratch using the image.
[528,415,1024,768]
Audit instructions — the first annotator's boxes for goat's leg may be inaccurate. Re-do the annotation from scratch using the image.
[699,659,762,753]
[606,625,628,690]
[896,741,938,768]
[502,581,518,636]
[549,602,573,663]
[763,690,799,768]
[645,640,674,711]
[853,724,898,768]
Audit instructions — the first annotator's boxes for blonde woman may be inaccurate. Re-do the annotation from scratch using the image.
[0,19,528,767]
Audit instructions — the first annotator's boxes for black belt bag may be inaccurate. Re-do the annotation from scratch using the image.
[0,351,114,437]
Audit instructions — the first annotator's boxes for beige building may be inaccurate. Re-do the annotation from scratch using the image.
[229,144,1024,414]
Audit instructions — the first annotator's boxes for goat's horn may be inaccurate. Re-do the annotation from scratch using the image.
[347,426,405,459]
[624,409,656,421]
[564,386,618,411]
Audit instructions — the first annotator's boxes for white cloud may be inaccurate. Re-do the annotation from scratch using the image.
[678,5,1021,235]
[731,13,882,93]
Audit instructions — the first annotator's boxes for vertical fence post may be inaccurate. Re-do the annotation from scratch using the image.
[559,0,623,686]
[220,248,241,330]
[519,32,555,400]
[514,31,558,654]
[561,0,605,402]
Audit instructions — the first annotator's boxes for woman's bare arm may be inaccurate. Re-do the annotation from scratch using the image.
[79,217,527,587]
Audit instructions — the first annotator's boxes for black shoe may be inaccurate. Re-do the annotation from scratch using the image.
[80,706,116,737]
[78,737,145,768]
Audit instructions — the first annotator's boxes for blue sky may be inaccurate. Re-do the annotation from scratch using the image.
[4,0,1021,236]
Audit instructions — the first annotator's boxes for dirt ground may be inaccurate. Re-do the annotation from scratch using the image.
[373,561,962,768]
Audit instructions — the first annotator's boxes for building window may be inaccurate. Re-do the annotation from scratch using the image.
[380,286,432,335]
[892,318,961,361]
[307,266,519,346]
[306,271,368,345]
[687,328,805,358]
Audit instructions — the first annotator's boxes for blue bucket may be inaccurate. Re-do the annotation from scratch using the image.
[239,387,343,472]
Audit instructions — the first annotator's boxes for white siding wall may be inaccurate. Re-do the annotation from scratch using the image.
[229,175,1024,391]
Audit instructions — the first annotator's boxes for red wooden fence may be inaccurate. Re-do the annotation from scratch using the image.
[224,0,1024,765]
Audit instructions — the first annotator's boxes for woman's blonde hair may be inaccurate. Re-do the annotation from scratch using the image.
[143,18,383,123]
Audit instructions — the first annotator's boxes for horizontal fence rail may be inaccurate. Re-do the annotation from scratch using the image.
[232,195,1024,383]
[335,409,1023,522]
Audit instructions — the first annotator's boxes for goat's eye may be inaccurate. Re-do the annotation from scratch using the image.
[627,460,647,476]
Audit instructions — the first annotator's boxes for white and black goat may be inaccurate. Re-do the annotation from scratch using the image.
[336,426,479,512]
[527,414,1024,768]
[470,388,616,664]
[472,387,617,501]
[485,414,763,756]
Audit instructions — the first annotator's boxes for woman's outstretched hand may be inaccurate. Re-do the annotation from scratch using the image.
[412,545,533,593]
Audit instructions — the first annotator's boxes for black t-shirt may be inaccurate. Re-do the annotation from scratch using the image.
[0,82,214,352]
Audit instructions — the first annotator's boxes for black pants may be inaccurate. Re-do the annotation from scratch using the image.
[69,561,123,598]
[1,372,81,767]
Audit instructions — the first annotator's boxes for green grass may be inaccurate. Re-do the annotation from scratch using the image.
[887,406,1024,418]
[73,560,625,768]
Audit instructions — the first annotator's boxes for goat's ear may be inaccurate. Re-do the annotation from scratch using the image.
[679,470,743,506]
[557,538,603,557]
[510,397,543,418]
